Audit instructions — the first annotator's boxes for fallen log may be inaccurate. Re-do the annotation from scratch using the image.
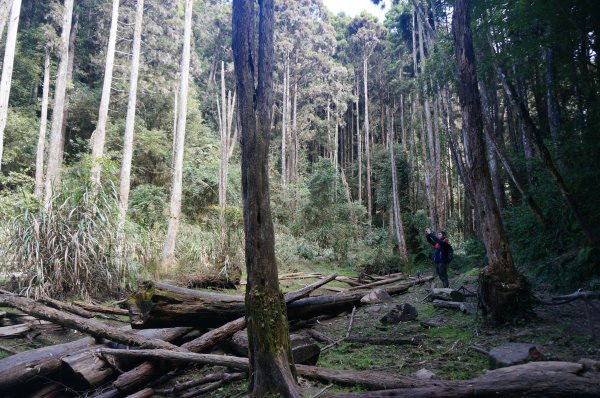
[306,329,336,344]
[108,275,338,395]
[0,292,181,351]
[330,361,600,397]
[154,371,234,395]
[40,297,94,318]
[126,275,432,329]
[0,323,31,337]
[62,327,192,388]
[0,336,96,391]
[180,372,246,398]
[432,299,469,313]
[429,288,465,302]
[98,348,431,391]
[345,275,406,291]
[73,301,129,316]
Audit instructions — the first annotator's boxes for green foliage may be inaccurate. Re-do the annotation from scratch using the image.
[296,159,366,260]
[128,184,168,229]
[0,160,134,299]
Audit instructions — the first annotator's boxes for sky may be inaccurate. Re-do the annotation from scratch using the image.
[321,0,390,21]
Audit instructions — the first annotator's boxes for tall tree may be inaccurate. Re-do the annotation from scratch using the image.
[232,0,300,396]
[34,46,52,199]
[453,0,530,323]
[162,0,194,272]
[118,0,144,226]
[387,106,408,262]
[44,0,75,208]
[91,0,120,185]
[0,0,22,170]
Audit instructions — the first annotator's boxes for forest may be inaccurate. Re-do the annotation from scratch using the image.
[0,0,599,396]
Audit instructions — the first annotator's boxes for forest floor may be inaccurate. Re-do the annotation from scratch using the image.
[1,264,599,397]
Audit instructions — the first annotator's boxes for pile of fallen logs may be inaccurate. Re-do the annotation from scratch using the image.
[0,275,598,397]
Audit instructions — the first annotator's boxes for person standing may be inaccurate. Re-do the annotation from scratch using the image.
[426,228,450,288]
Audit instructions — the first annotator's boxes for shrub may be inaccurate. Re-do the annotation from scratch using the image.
[1,160,134,299]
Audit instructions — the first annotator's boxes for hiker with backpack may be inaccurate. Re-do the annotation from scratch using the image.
[425,228,453,288]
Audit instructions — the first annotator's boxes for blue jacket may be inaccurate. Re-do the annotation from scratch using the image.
[426,233,450,264]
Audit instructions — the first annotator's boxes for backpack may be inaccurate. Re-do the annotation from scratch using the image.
[445,243,454,263]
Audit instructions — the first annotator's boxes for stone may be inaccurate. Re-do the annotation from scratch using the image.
[413,368,436,380]
[360,289,393,304]
[488,343,543,369]
[380,303,418,324]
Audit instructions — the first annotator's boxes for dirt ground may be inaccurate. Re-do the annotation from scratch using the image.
[1,268,599,397]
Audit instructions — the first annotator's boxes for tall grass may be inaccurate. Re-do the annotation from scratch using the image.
[2,163,135,299]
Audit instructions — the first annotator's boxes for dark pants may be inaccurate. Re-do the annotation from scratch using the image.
[435,262,449,288]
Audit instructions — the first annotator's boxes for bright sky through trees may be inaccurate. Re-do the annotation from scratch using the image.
[322,0,389,20]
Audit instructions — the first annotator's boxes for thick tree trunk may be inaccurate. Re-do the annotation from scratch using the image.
[233,0,300,395]
[118,0,144,227]
[34,49,51,199]
[44,0,74,208]
[91,0,120,185]
[453,0,530,323]
[162,0,193,271]
[0,0,21,170]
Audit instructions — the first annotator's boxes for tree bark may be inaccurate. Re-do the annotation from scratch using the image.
[117,0,144,232]
[91,0,120,186]
[0,0,21,170]
[453,0,530,323]
[357,77,362,205]
[161,0,193,271]
[34,49,51,199]
[233,0,300,395]
[44,0,74,208]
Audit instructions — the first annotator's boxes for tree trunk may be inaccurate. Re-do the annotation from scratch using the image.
[281,54,288,186]
[357,77,362,205]
[34,49,51,199]
[90,0,120,186]
[161,0,193,272]
[387,107,408,262]
[118,0,144,228]
[232,0,300,395]
[0,0,13,41]
[0,0,21,170]
[44,0,74,208]
[542,45,562,169]
[453,0,530,323]
[364,56,372,229]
